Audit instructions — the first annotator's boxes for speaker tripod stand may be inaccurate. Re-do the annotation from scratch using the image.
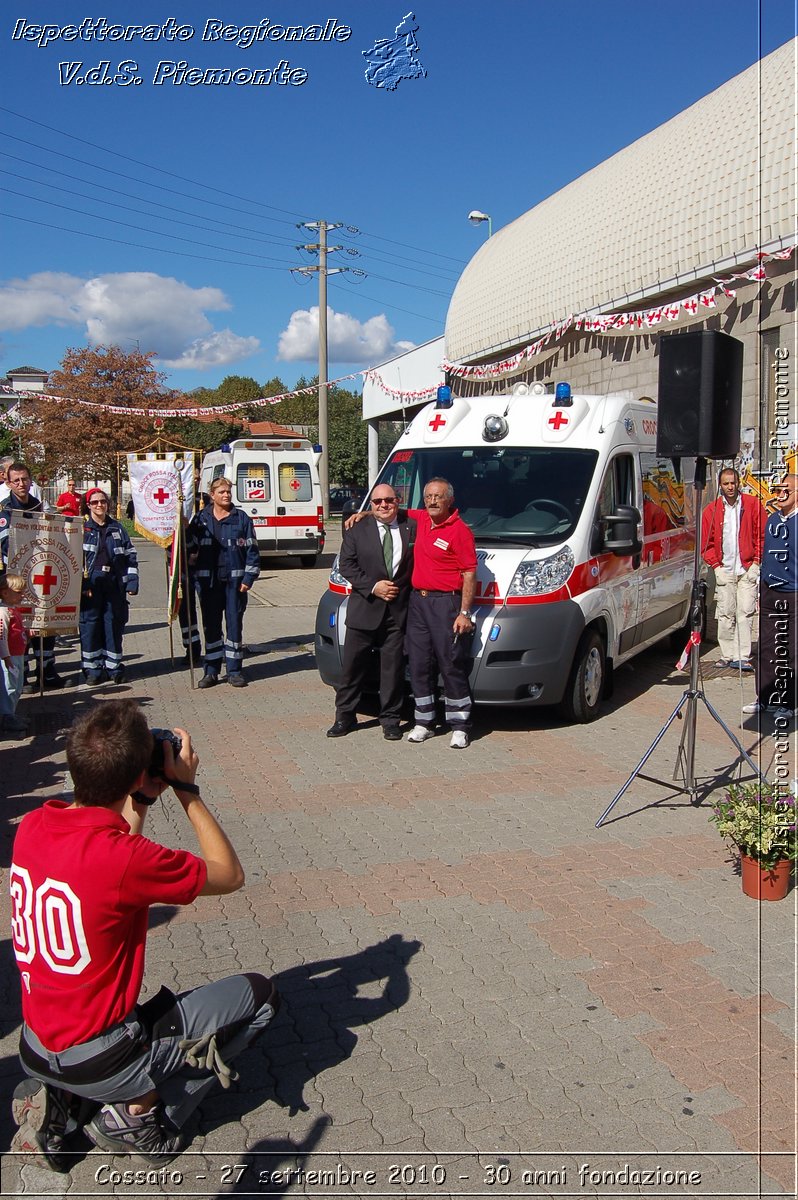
[596,457,764,828]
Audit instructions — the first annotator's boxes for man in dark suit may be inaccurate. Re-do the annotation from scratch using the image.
[327,485,415,741]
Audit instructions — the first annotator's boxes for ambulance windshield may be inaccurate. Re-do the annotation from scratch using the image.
[379,447,599,544]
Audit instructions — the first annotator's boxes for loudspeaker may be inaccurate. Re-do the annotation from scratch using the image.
[656,330,743,458]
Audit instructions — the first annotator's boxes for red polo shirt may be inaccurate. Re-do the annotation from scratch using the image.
[408,507,477,591]
[10,800,206,1050]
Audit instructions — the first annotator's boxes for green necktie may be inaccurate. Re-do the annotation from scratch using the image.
[382,525,393,577]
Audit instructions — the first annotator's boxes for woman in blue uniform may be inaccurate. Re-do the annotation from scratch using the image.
[187,476,260,688]
[80,489,139,684]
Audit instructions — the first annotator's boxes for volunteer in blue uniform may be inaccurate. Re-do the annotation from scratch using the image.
[188,476,260,688]
[80,488,139,684]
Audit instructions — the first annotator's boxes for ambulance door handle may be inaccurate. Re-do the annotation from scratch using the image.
[277,506,286,515]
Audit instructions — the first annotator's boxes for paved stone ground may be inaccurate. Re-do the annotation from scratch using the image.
[0,532,794,1198]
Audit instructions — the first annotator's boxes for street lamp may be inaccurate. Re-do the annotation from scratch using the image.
[468,210,492,238]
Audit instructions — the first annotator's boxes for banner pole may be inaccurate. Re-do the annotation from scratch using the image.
[166,552,175,666]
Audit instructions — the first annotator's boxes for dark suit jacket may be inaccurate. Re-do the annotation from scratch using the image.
[340,513,416,632]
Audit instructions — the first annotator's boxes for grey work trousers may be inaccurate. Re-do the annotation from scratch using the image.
[19,972,278,1130]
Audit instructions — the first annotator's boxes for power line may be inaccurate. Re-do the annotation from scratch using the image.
[2,188,300,266]
[1,152,301,248]
[0,104,312,223]
[0,108,466,273]
[0,211,289,270]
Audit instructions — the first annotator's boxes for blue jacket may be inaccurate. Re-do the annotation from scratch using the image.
[762,510,798,592]
[187,505,260,590]
[0,492,48,568]
[83,517,139,595]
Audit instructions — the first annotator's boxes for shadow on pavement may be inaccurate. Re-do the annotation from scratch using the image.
[0,934,421,1171]
[215,1114,331,1197]
[197,933,422,1137]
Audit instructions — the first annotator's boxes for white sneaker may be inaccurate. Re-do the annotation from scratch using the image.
[449,730,470,750]
[407,725,433,743]
[742,701,761,714]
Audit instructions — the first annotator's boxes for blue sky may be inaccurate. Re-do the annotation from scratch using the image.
[1,1,795,396]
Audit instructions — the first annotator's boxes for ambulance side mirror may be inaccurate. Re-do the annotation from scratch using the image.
[603,505,642,556]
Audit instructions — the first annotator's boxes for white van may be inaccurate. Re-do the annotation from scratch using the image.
[315,383,701,721]
[200,436,324,566]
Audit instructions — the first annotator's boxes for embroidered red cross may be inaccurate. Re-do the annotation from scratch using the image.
[33,565,58,595]
[548,411,569,431]
[429,413,447,431]
[152,487,171,505]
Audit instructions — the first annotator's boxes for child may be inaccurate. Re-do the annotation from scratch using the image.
[0,573,30,737]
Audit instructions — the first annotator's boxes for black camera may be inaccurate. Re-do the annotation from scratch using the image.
[148,728,184,778]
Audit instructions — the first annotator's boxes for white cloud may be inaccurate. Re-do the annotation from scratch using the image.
[0,272,86,330]
[277,306,414,365]
[0,271,259,369]
[160,330,260,371]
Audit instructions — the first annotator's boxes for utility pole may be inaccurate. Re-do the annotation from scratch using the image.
[294,220,344,520]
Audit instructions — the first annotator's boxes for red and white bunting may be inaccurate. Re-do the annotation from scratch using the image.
[10,369,365,418]
[443,243,795,382]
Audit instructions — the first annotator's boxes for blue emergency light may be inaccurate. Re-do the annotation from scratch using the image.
[435,385,453,409]
[554,382,572,407]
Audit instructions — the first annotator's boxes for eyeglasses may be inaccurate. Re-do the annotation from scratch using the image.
[371,498,398,506]
[88,499,107,506]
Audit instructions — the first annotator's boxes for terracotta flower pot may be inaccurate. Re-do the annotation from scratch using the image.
[740,853,793,901]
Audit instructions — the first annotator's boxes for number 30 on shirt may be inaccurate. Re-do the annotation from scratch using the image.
[10,866,91,975]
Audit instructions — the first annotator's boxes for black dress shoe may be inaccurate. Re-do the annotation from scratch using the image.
[327,720,356,738]
[383,725,402,741]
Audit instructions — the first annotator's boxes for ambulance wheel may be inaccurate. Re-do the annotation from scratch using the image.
[300,554,319,568]
[560,630,605,723]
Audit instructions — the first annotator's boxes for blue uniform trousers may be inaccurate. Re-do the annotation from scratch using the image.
[80,575,128,676]
[198,583,247,676]
[178,578,201,658]
[25,636,57,682]
[406,591,473,731]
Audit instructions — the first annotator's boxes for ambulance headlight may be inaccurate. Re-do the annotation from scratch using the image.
[508,547,574,596]
[329,555,351,589]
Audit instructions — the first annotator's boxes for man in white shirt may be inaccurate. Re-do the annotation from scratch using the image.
[0,456,41,502]
[701,468,766,670]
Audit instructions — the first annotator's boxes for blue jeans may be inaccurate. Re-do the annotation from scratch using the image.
[0,655,24,717]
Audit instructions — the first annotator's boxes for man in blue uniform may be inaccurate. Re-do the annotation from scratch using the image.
[187,477,260,688]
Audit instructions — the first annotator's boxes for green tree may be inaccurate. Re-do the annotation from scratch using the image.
[215,375,262,407]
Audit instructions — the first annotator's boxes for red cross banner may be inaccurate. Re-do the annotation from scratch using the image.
[6,510,82,635]
[127,454,195,547]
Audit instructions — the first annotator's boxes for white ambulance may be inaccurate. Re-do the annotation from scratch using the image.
[200,436,324,566]
[315,383,700,721]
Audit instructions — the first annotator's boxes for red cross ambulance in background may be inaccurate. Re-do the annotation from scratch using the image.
[200,437,324,566]
[316,383,703,722]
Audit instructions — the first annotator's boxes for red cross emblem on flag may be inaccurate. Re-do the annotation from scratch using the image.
[33,565,58,596]
[152,487,171,505]
[548,411,569,431]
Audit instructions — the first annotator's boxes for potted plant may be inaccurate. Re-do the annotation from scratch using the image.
[709,781,797,900]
